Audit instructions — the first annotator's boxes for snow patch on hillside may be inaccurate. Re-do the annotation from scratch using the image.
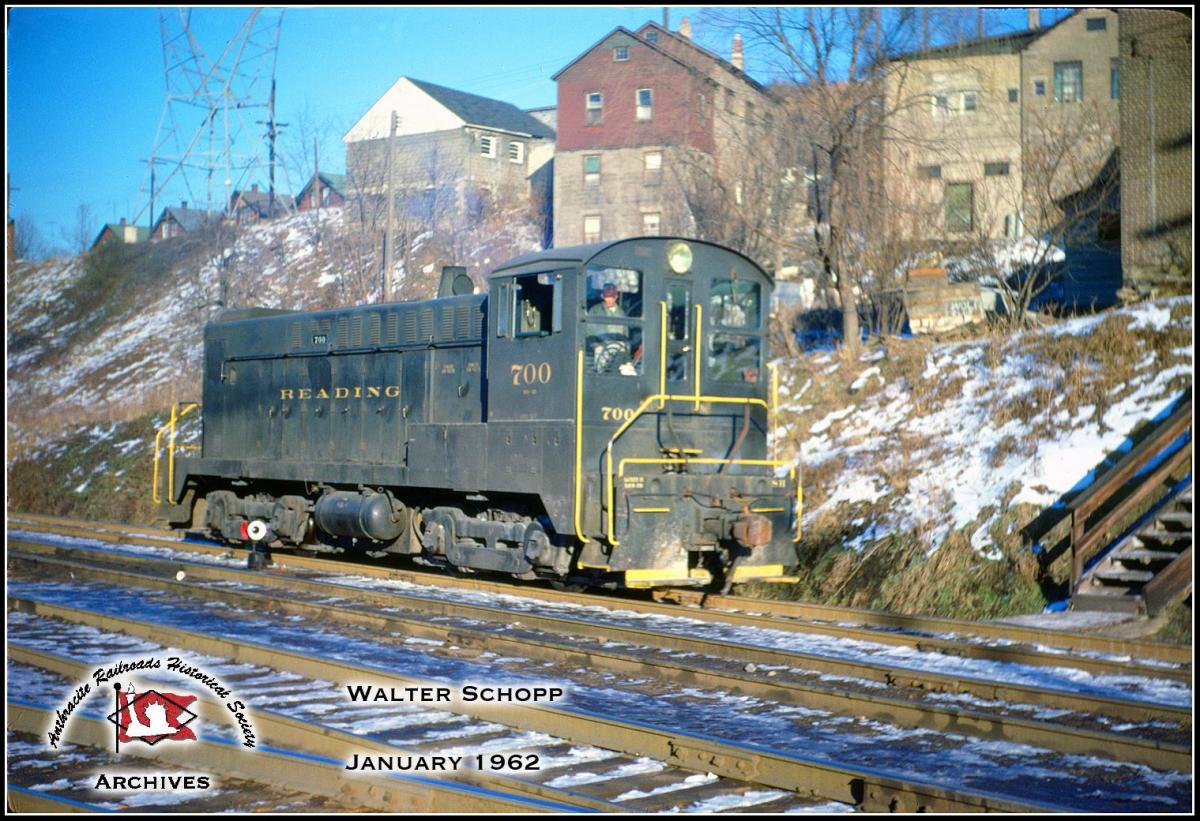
[781,297,1192,558]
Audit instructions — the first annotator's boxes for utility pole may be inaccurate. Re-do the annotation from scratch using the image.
[382,110,398,302]
[257,79,288,217]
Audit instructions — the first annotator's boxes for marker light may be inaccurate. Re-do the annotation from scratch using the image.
[667,241,693,274]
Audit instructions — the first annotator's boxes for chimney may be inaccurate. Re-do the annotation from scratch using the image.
[679,16,692,40]
[1027,8,1040,29]
[181,200,188,209]
[251,183,258,192]
[120,217,126,225]
[731,32,744,71]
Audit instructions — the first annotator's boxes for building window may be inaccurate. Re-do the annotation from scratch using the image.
[962,93,977,112]
[507,141,525,164]
[636,88,653,121]
[584,155,601,187]
[479,135,496,158]
[642,212,661,236]
[584,215,602,244]
[1053,61,1083,102]
[917,164,942,179]
[931,94,950,114]
[744,100,755,124]
[695,93,707,122]
[614,45,629,61]
[586,92,603,125]
[984,161,1010,176]
[1110,59,1119,99]
[725,88,735,113]
[1008,87,1019,103]
[1086,17,1107,31]
[1034,79,1046,97]
[945,182,974,233]
[643,151,662,186]
[645,30,658,43]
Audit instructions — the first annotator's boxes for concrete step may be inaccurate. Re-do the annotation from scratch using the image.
[1092,568,1155,584]
[1115,548,1184,563]
[1156,511,1193,529]
[1135,529,1192,547]
[1071,592,1144,614]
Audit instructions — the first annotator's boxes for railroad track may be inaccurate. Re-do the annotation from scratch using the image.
[7,536,1191,769]
[6,513,1193,812]
[9,599,1041,814]
[11,512,1191,674]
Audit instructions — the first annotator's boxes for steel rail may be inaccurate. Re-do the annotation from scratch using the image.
[9,543,1189,772]
[6,701,568,813]
[9,512,1191,666]
[7,644,622,813]
[7,596,1072,813]
[9,535,1191,732]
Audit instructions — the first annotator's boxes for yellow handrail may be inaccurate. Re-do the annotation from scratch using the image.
[151,402,199,505]
[604,392,775,546]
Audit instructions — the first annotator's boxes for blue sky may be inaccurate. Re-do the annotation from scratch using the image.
[6,6,1059,252]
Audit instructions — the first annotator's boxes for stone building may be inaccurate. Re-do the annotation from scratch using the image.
[882,8,1120,241]
[551,20,778,247]
[1118,9,1192,297]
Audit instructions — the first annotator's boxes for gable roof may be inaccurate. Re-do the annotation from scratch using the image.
[552,22,772,100]
[296,171,349,204]
[635,21,772,96]
[90,222,150,249]
[406,78,555,139]
[154,206,222,234]
[887,9,1087,63]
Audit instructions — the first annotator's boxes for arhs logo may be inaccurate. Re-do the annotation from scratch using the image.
[106,683,199,751]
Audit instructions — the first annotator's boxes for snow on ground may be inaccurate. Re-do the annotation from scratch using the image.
[781,297,1192,559]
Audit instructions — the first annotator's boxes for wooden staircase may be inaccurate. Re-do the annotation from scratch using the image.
[1072,484,1192,615]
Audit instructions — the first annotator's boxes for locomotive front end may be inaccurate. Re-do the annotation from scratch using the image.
[562,238,802,589]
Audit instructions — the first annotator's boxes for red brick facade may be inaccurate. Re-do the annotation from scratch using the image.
[555,31,715,156]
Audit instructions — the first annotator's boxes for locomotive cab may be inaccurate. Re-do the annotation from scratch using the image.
[489,238,801,589]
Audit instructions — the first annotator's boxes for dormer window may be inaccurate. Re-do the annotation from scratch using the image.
[614,46,629,61]
[645,30,658,43]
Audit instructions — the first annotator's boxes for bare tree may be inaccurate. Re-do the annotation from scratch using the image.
[63,203,98,255]
[694,8,940,352]
[12,213,51,261]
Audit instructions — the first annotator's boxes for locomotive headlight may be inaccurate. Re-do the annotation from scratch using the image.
[667,241,692,274]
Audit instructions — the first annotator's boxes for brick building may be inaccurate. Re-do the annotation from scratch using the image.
[551,21,777,247]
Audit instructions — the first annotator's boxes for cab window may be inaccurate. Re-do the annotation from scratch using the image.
[584,264,643,376]
[666,282,691,382]
[709,334,761,383]
[507,272,560,338]
[710,278,761,329]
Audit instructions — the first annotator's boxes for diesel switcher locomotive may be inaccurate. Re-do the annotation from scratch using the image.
[155,237,802,589]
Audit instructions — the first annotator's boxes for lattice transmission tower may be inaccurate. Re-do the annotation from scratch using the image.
[137,7,285,231]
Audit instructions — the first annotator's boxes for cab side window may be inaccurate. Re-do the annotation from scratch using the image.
[503,273,560,338]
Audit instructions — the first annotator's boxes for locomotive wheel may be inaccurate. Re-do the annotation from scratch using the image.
[549,580,587,593]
